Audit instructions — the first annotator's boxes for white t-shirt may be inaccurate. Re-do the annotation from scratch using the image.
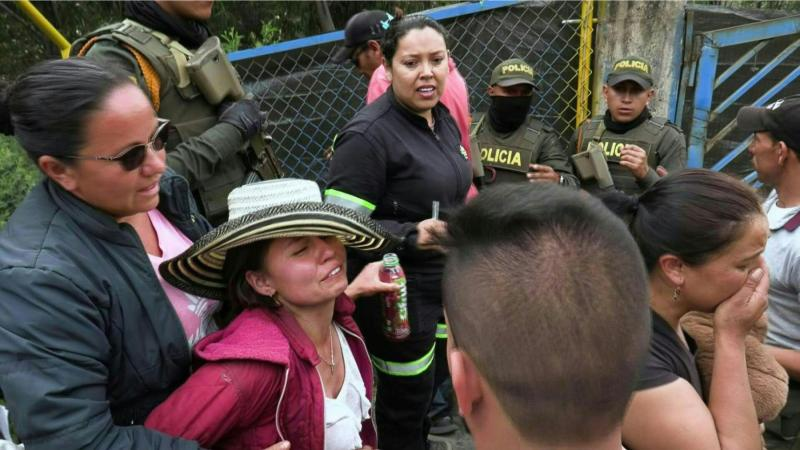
[323,325,372,450]
[763,190,800,350]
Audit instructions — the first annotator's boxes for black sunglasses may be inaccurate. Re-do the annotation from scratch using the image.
[65,118,170,171]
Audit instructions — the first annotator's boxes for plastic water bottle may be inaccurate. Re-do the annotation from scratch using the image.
[379,253,410,341]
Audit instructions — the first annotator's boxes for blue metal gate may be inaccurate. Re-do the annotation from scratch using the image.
[685,14,800,183]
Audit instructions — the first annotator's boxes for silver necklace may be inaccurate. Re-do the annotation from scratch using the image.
[319,324,335,375]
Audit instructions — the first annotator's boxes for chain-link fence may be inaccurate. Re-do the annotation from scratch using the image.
[232,0,588,184]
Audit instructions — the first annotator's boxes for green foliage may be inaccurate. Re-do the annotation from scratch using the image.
[220,17,282,52]
[220,26,242,53]
[0,135,39,228]
[0,1,449,82]
[250,19,282,48]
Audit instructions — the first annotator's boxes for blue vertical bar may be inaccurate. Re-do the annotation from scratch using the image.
[674,10,694,127]
[668,8,687,123]
[688,38,718,168]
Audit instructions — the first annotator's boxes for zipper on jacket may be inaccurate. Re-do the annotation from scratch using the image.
[427,126,467,200]
[275,367,290,442]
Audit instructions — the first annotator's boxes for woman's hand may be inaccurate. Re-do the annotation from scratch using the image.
[263,441,290,450]
[417,218,447,252]
[713,266,768,341]
[344,261,401,299]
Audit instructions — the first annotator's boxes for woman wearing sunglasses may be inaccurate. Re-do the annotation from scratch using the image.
[0,58,296,450]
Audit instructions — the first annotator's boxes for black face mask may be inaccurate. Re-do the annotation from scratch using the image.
[488,95,532,134]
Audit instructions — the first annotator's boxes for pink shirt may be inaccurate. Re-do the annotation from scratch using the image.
[147,209,220,347]
[367,57,472,159]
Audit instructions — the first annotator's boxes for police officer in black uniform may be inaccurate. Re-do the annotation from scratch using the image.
[472,58,578,187]
[570,56,686,195]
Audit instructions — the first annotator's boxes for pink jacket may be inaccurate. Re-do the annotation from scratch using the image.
[145,295,377,450]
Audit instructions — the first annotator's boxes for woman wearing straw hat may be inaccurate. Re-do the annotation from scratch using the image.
[145,178,399,450]
[325,15,471,450]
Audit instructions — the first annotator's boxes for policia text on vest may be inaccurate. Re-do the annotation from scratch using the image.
[481,147,524,167]
[471,115,578,186]
[73,19,282,224]
[570,117,686,195]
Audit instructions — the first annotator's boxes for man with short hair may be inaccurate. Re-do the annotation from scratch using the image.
[442,183,651,450]
[738,96,800,449]
[570,56,686,195]
[471,58,578,187]
[331,10,393,80]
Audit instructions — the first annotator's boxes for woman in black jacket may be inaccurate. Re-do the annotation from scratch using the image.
[325,15,471,450]
[0,59,305,450]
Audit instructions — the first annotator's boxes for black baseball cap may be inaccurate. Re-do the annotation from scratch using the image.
[606,56,654,89]
[737,96,800,151]
[331,10,394,64]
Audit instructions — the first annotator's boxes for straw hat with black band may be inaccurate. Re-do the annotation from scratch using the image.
[160,178,399,301]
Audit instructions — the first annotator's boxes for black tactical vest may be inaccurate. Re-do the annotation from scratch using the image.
[471,115,550,185]
[577,116,670,195]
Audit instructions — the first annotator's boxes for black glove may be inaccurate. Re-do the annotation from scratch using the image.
[218,98,266,140]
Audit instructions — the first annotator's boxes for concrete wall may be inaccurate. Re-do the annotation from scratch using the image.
[592,0,687,119]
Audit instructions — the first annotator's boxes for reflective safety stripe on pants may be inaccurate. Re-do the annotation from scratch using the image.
[370,342,436,377]
[435,323,447,339]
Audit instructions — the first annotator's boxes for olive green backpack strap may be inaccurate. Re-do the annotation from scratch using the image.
[576,118,603,153]
[74,20,201,106]
[643,117,671,168]
[470,114,486,178]
[520,116,547,151]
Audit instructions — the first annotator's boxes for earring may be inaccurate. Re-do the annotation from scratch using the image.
[672,286,681,302]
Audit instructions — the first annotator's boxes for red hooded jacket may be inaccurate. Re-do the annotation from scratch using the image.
[145,295,377,450]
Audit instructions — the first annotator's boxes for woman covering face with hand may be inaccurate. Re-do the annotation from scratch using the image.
[325,15,471,450]
[602,169,769,450]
